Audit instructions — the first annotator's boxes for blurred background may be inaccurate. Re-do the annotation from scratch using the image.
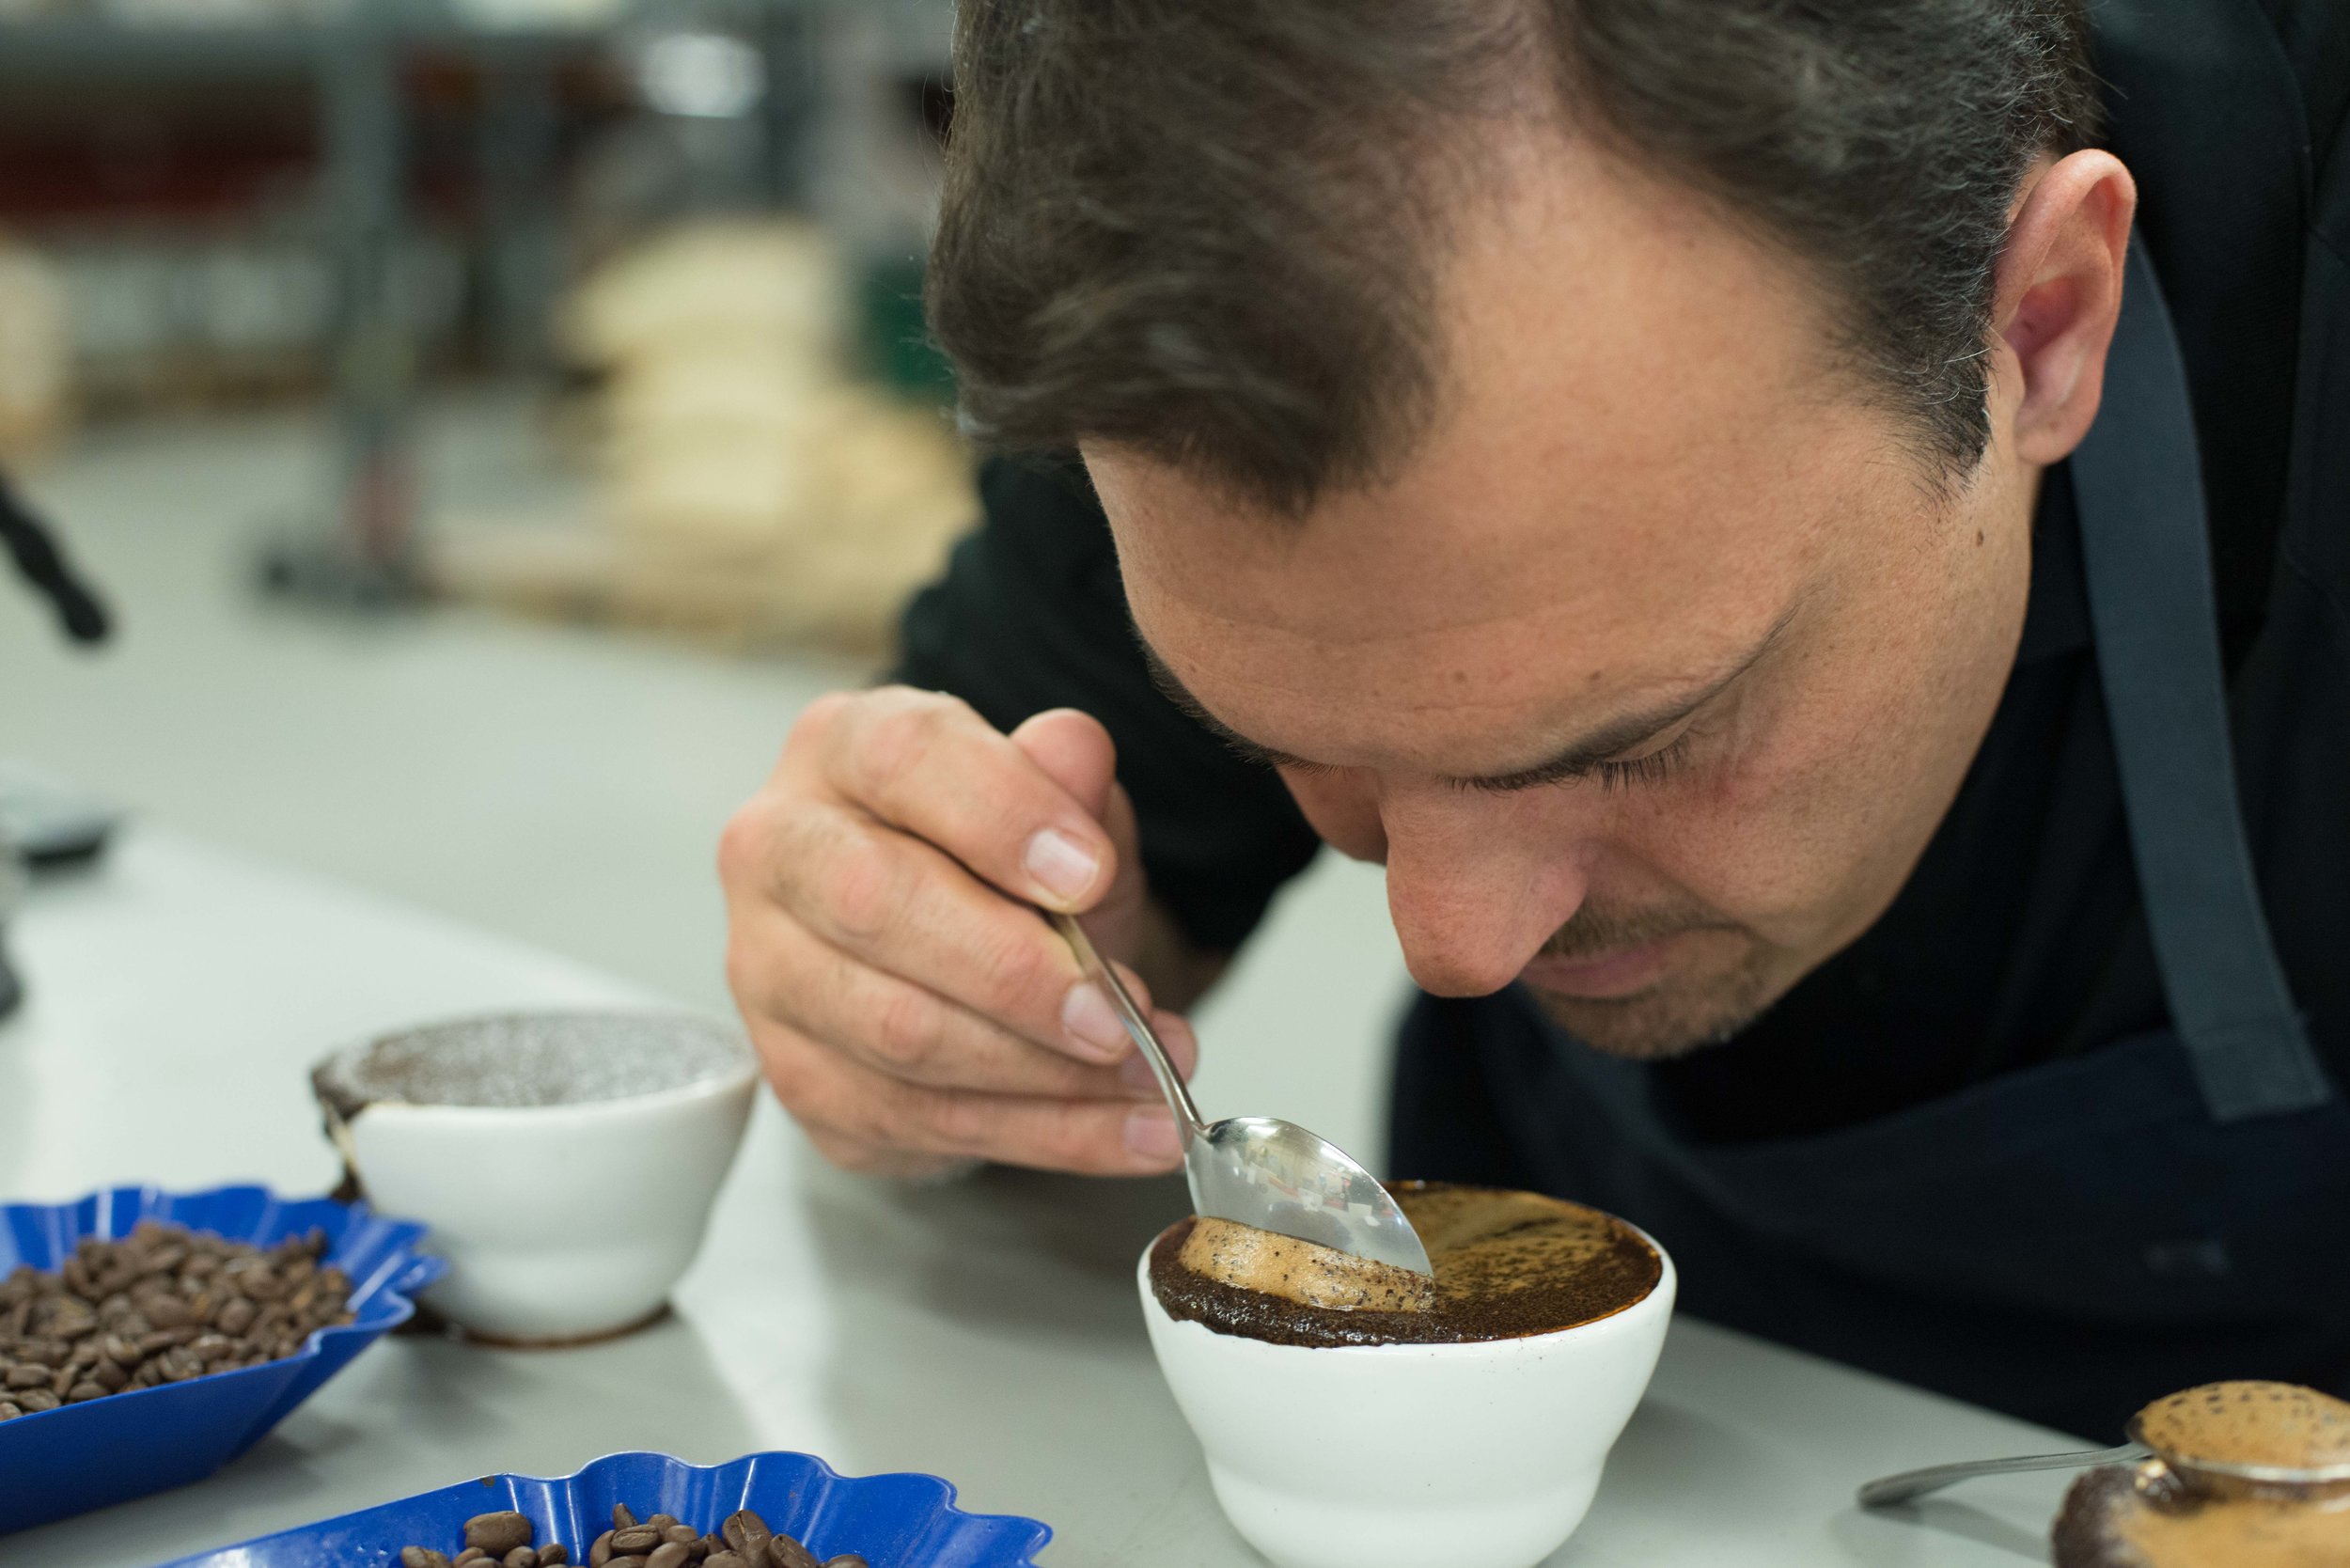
[0,0,1407,1163]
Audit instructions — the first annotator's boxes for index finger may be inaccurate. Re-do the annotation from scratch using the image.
[810,686,1118,913]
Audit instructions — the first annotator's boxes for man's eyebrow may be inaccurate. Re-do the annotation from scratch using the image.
[1137,638,1302,768]
[1136,604,1796,791]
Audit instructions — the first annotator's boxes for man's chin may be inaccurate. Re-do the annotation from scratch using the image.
[1525,973,1776,1061]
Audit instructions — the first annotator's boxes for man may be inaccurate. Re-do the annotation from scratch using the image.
[722,0,2350,1438]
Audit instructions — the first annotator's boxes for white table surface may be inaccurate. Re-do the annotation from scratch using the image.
[0,828,2081,1566]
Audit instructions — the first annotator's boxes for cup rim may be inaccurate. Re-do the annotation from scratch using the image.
[320,1008,761,1128]
[1136,1214,1675,1357]
[347,1058,760,1130]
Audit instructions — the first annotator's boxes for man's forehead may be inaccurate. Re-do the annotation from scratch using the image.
[1085,133,1888,770]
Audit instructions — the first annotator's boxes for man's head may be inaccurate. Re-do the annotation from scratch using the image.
[928,0,2136,1056]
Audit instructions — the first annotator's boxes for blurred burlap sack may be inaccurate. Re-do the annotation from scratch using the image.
[440,219,976,658]
[0,238,73,465]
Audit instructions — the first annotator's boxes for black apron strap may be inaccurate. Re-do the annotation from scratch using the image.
[2068,241,2328,1121]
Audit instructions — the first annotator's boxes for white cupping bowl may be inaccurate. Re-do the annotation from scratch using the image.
[1139,1224,1674,1568]
[326,1011,759,1344]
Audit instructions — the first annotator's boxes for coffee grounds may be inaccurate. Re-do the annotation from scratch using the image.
[1149,1182,1661,1349]
[314,1012,750,1114]
[0,1220,353,1420]
[397,1503,870,1568]
[2053,1462,2350,1568]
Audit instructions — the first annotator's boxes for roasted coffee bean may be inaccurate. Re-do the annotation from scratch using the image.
[721,1513,771,1559]
[766,1536,821,1568]
[143,1297,196,1329]
[398,1501,868,1568]
[0,1222,356,1421]
[400,1550,455,1568]
[465,1513,535,1555]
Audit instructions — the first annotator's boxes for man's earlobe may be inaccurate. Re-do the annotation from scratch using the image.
[1994,149,2138,467]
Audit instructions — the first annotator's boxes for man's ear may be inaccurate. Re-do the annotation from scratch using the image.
[1992,149,2138,467]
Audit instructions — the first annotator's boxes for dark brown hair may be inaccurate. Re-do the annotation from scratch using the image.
[929,0,2100,510]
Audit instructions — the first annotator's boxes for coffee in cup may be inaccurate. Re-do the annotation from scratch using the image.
[1149,1181,1662,1348]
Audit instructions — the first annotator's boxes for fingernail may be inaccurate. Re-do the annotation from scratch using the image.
[1061,981,1130,1060]
[1025,827,1100,904]
[1124,1105,1183,1164]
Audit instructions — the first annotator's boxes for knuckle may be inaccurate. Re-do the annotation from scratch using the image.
[847,689,987,801]
[968,923,1061,1024]
[1029,1113,1112,1172]
[715,799,774,889]
[918,1090,996,1156]
[867,983,944,1074]
[803,1124,887,1175]
[754,1032,817,1113]
[820,821,908,941]
[852,698,954,798]
[786,689,857,755]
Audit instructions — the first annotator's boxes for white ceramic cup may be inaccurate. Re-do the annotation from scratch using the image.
[1139,1224,1675,1568]
[327,1011,759,1344]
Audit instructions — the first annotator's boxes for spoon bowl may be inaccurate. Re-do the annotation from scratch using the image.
[1050,912,1433,1277]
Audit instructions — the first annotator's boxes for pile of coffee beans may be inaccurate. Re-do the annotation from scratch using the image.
[0,1220,354,1420]
[399,1507,870,1568]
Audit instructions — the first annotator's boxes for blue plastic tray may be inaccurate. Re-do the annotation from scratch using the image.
[0,1183,441,1534]
[160,1450,1055,1568]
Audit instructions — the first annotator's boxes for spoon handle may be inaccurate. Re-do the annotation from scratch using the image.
[1857,1442,2150,1509]
[1048,911,1206,1139]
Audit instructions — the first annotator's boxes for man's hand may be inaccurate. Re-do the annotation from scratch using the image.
[720,687,1198,1177]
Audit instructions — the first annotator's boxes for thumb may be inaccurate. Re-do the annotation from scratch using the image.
[1010,709,1119,823]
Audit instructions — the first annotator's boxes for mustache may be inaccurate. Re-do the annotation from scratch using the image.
[1537,901,1740,961]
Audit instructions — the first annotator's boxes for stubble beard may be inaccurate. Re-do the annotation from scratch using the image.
[1522,903,1785,1060]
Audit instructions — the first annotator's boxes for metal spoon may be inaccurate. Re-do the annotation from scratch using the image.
[1858,1409,2350,1509]
[1050,910,1433,1276]
[1858,1441,2150,1509]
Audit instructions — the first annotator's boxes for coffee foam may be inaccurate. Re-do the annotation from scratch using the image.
[2135,1382,2350,1472]
[1178,1217,1437,1313]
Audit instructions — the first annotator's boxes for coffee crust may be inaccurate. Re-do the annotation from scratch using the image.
[1149,1182,1662,1348]
[2133,1382,2350,1472]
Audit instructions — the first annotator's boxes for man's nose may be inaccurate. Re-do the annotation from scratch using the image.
[1381,791,1588,997]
